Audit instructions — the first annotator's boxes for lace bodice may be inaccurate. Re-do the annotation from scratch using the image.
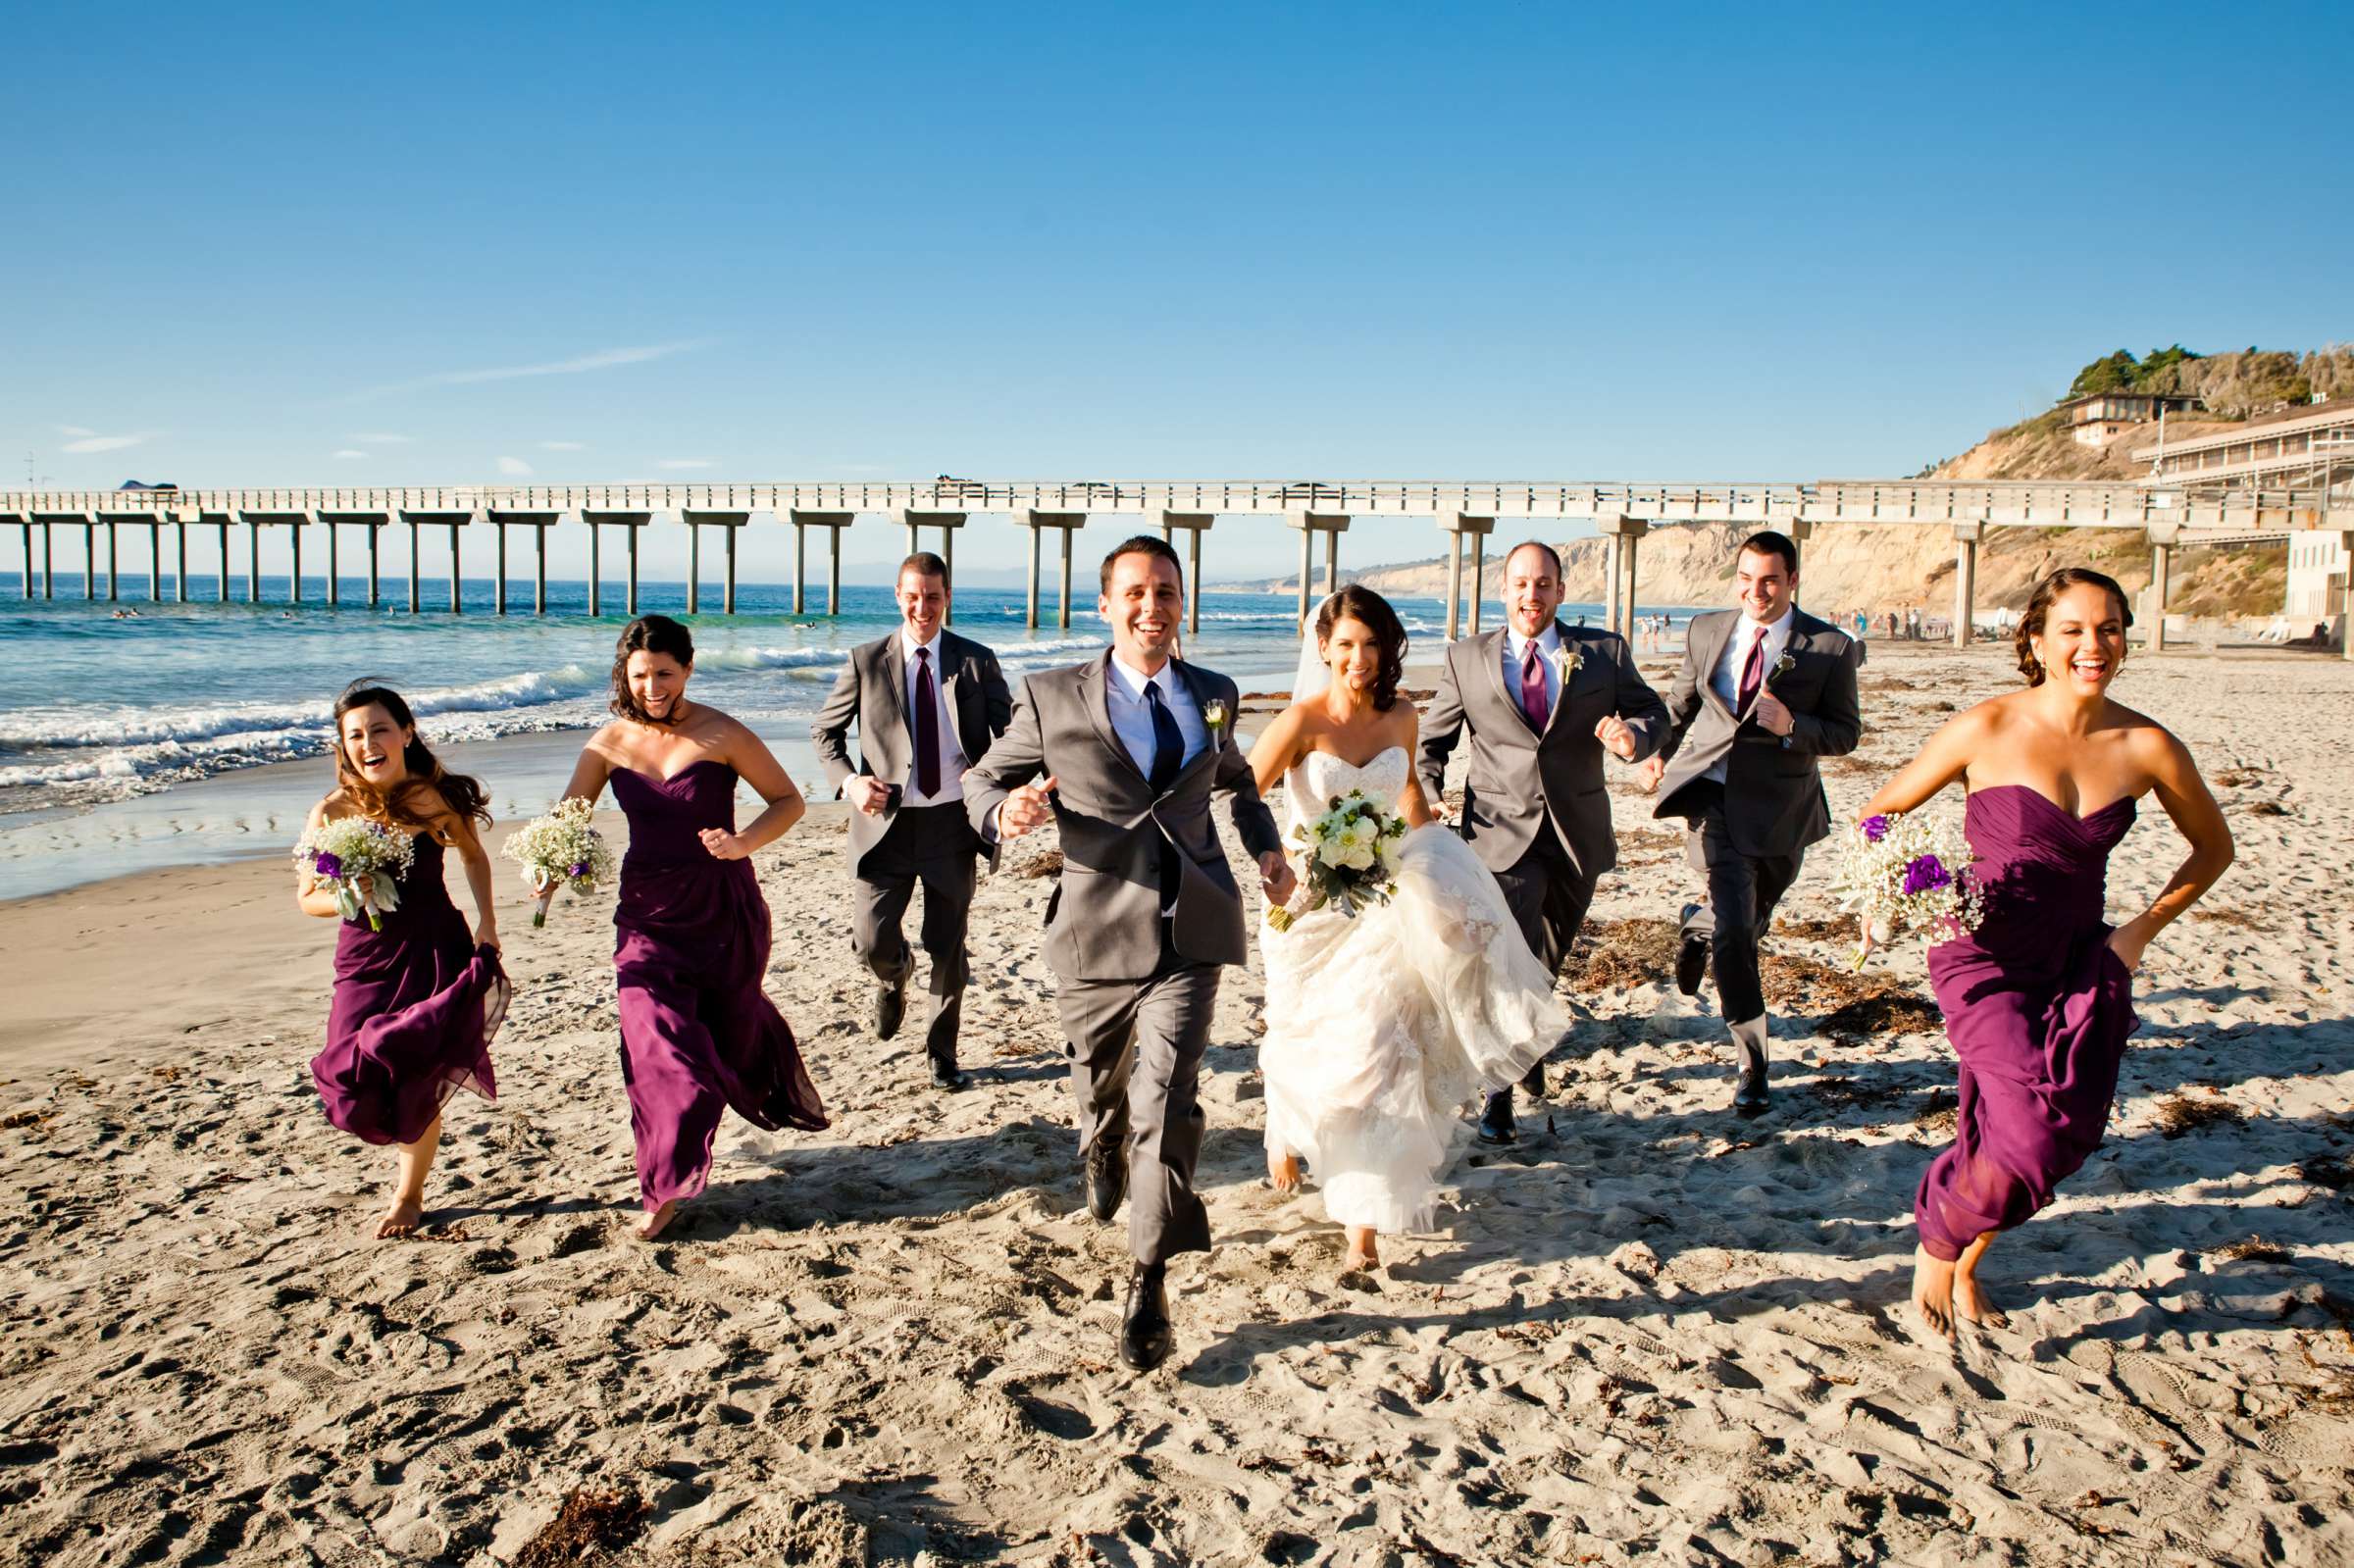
[1285,745,1412,830]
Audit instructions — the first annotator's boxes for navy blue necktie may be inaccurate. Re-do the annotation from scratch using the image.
[1145,682,1183,792]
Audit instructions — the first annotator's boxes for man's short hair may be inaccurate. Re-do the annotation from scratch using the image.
[897,551,948,585]
[1503,539,1562,579]
[1100,533,1184,594]
[1737,531,1799,575]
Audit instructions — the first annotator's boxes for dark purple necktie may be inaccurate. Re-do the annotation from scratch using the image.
[912,647,941,798]
[1518,639,1550,732]
[1735,630,1766,716]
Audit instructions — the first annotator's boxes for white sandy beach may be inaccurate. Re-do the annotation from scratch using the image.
[2,640,2350,1566]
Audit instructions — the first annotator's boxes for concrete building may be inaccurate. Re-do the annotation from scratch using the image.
[2286,527,2349,625]
[2057,390,2201,448]
[2133,400,2354,486]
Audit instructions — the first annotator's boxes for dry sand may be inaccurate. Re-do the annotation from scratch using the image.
[1,641,2350,1566]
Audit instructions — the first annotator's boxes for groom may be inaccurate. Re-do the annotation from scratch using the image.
[965,534,1293,1371]
[1418,539,1670,1143]
[1637,530,1862,1115]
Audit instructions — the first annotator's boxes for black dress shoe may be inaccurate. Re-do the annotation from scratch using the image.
[875,972,909,1040]
[1120,1262,1173,1371]
[929,1058,969,1092]
[1084,1138,1127,1223]
[1475,1088,1516,1145]
[1732,1064,1770,1117]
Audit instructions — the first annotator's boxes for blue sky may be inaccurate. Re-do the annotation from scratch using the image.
[5,1,2346,582]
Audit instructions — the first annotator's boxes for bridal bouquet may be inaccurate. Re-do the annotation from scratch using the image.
[293,817,415,932]
[1266,787,1407,932]
[503,797,615,927]
[1831,809,1984,968]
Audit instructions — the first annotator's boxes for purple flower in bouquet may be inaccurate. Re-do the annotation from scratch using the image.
[1902,854,1952,896]
[568,861,589,878]
[313,850,345,881]
[1861,815,1890,843]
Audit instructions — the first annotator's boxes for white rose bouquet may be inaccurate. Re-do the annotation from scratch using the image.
[503,797,616,927]
[1830,809,1986,969]
[1265,786,1407,933]
[293,817,416,932]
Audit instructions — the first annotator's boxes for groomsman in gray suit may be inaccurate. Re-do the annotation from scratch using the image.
[1418,540,1670,1144]
[965,535,1292,1371]
[813,552,1012,1091]
[1638,530,1863,1116]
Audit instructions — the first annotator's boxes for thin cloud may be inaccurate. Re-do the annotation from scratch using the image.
[496,455,535,477]
[57,425,96,437]
[538,440,587,451]
[350,431,414,444]
[340,339,712,402]
[333,449,370,460]
[62,431,152,454]
[656,458,715,470]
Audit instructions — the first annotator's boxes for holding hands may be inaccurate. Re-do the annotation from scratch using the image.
[1258,851,1298,906]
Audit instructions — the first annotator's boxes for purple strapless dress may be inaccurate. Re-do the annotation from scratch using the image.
[313,833,507,1145]
[1915,784,2140,1260]
[610,760,826,1213]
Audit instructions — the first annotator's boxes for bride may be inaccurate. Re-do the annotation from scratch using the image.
[1252,586,1567,1272]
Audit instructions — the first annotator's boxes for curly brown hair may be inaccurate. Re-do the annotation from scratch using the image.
[609,615,695,724]
[1315,585,1408,711]
[2015,568,2132,685]
[331,683,491,834]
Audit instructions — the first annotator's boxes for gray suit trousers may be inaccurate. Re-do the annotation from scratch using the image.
[1674,781,1802,1025]
[1054,946,1222,1265]
[851,802,977,1068]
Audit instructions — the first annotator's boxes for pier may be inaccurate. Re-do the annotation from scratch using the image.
[5,479,2343,656]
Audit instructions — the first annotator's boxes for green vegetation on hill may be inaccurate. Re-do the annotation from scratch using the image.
[2066,344,2202,399]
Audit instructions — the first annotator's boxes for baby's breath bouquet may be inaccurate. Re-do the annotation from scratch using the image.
[1265,787,1407,933]
[503,797,615,927]
[293,817,416,932]
[1832,810,1985,968]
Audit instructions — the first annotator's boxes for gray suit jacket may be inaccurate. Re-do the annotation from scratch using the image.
[811,628,1013,876]
[1417,623,1670,880]
[963,652,1283,983]
[1652,607,1864,858]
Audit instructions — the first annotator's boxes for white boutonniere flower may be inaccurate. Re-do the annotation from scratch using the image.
[1203,699,1230,738]
[1770,652,1797,683]
[1551,646,1583,683]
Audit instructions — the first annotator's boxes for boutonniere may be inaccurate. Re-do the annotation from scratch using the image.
[1769,652,1797,683]
[1203,699,1230,739]
[1551,646,1584,683]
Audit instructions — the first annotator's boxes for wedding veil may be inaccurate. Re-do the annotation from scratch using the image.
[1291,592,1341,703]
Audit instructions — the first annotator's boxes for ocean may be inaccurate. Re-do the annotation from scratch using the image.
[0,571,1698,899]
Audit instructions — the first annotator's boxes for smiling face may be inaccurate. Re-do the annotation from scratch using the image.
[896,566,947,645]
[1100,548,1185,668]
[2031,582,2127,695]
[1503,544,1564,639]
[340,703,412,788]
[1320,614,1383,693]
[1735,546,1797,625]
[626,649,691,722]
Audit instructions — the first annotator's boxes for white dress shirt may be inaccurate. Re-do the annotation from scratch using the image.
[1502,623,1562,715]
[898,628,969,806]
[1104,651,1208,779]
[1706,607,1795,783]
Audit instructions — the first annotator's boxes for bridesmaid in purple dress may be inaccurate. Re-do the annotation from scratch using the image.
[1859,569,2232,1337]
[542,616,827,1240]
[300,684,509,1239]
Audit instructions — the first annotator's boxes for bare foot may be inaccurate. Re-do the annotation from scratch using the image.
[637,1199,680,1241]
[1953,1233,2008,1327]
[1912,1244,1957,1340]
[1267,1149,1301,1196]
[1342,1227,1380,1274]
[376,1196,425,1239]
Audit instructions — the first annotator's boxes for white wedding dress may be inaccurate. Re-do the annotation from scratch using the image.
[1258,746,1567,1234]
